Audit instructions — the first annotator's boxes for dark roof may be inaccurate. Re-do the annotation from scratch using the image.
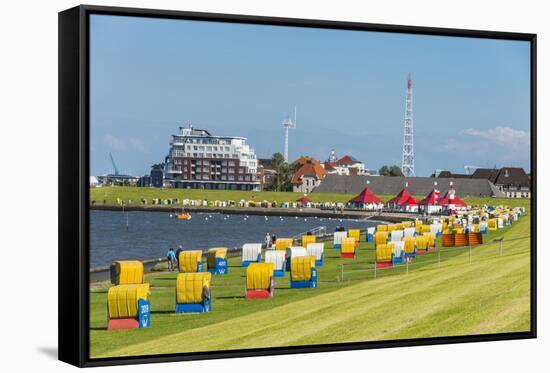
[471,167,530,188]
[492,168,530,187]
[437,171,471,179]
[258,158,274,169]
[471,168,500,181]
[313,175,504,197]
[151,163,164,171]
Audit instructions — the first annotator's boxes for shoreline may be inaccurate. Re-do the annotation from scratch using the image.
[89,205,415,281]
[90,204,417,222]
[89,230,339,282]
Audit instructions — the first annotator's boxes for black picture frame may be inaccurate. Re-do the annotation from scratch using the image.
[58,4,537,368]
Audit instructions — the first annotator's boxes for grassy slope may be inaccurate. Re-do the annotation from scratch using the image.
[91,186,531,207]
[90,200,531,358]
[110,250,529,356]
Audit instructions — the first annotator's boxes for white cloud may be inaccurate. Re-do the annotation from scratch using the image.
[102,134,147,153]
[102,134,127,152]
[461,126,530,148]
[129,138,146,153]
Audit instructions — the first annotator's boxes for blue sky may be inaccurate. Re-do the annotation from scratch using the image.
[90,15,531,177]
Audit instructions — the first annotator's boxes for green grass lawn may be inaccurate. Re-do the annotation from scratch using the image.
[91,186,531,208]
[89,204,531,358]
[91,186,357,204]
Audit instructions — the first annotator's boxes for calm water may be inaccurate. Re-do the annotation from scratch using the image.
[90,210,378,268]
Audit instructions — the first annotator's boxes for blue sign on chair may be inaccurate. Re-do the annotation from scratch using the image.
[137,299,151,328]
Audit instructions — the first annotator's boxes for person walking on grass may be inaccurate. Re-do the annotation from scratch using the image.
[175,245,183,267]
[167,248,177,271]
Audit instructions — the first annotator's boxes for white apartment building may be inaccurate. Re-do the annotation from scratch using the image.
[165,127,260,190]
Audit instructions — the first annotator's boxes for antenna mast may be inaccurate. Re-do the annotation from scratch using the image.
[329,149,337,163]
[401,74,415,177]
[282,106,297,162]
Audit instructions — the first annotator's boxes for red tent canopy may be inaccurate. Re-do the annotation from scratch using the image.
[402,195,418,206]
[440,191,467,207]
[387,188,418,206]
[296,196,313,203]
[349,187,384,204]
[418,188,442,206]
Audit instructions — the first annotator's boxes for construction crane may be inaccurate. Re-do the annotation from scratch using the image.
[109,152,120,176]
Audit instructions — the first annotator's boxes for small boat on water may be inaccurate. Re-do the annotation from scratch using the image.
[172,208,192,220]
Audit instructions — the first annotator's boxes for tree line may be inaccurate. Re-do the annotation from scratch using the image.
[263,152,404,192]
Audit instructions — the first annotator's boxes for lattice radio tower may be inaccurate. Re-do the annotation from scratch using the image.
[401,74,415,177]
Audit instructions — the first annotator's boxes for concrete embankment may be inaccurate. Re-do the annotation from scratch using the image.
[90,204,416,222]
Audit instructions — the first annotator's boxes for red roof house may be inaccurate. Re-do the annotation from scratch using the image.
[336,155,361,166]
[291,159,327,193]
[292,156,319,167]
[322,161,337,172]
